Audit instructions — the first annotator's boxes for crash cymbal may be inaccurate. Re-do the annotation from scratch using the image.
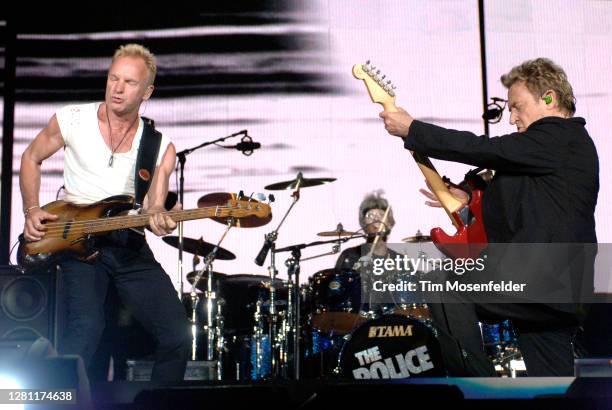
[197,192,272,228]
[401,233,432,243]
[186,270,227,292]
[317,229,360,237]
[162,236,236,260]
[264,176,336,191]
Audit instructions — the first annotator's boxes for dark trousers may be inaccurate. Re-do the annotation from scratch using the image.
[58,232,190,382]
[430,301,577,376]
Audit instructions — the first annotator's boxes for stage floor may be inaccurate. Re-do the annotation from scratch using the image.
[89,377,610,410]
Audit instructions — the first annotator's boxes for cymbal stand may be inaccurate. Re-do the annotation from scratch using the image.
[255,173,303,378]
[190,218,234,377]
[175,130,247,296]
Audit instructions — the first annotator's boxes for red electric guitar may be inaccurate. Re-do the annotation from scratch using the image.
[352,61,487,258]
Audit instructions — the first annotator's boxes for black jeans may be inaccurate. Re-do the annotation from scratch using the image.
[430,299,578,376]
[58,231,190,382]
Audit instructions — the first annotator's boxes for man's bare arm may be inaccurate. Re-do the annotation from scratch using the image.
[143,142,179,236]
[20,115,64,240]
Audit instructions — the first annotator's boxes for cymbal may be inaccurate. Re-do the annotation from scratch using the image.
[317,229,360,237]
[186,270,227,292]
[402,234,432,243]
[197,192,272,228]
[162,236,236,260]
[264,176,336,191]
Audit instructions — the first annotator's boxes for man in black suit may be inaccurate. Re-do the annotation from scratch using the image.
[379,58,599,376]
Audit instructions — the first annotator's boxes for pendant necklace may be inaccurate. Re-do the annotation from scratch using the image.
[106,104,138,167]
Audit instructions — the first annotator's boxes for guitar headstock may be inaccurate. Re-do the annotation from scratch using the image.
[198,192,272,228]
[352,60,397,111]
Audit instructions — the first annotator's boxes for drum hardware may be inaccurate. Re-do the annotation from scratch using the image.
[480,320,521,376]
[256,171,339,380]
[317,223,360,238]
[188,214,236,368]
[264,175,336,191]
[163,236,236,260]
[215,299,226,380]
[401,229,432,243]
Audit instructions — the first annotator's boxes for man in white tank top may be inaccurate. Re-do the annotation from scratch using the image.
[19,44,190,382]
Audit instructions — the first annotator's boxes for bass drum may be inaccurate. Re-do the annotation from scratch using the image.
[338,315,446,379]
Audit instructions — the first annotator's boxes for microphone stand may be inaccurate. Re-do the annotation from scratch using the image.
[255,172,303,379]
[174,130,246,296]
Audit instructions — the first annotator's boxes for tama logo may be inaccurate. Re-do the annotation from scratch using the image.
[368,325,413,338]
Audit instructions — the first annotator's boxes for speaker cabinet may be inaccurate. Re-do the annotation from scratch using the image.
[0,265,57,343]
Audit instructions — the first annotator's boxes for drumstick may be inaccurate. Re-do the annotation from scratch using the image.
[367,206,391,258]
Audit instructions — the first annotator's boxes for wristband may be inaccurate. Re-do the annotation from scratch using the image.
[24,205,39,216]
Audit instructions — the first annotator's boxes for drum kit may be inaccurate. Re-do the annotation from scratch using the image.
[165,173,520,380]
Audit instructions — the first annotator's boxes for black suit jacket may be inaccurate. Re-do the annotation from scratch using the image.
[404,116,599,315]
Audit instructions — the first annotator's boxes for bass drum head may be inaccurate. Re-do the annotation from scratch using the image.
[338,315,446,379]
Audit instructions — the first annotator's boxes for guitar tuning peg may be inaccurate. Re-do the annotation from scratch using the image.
[391,84,397,89]
[381,75,386,80]
[268,194,275,203]
[238,190,244,199]
[366,59,371,65]
[376,70,381,74]
[387,79,391,84]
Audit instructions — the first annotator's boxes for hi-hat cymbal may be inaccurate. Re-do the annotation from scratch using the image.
[186,270,227,292]
[402,234,432,243]
[317,229,360,237]
[162,236,236,260]
[197,192,272,228]
[264,176,336,191]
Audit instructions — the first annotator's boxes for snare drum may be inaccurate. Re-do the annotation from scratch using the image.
[338,315,445,379]
[309,269,366,335]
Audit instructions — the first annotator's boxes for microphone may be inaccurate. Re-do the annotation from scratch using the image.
[255,237,273,266]
[235,135,261,156]
[482,97,507,124]
[482,107,502,121]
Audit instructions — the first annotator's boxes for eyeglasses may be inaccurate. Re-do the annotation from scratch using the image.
[364,210,386,221]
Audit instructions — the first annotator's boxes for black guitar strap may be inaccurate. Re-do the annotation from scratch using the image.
[133,117,162,210]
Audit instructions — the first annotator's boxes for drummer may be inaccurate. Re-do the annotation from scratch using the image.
[335,191,396,271]
[335,192,419,313]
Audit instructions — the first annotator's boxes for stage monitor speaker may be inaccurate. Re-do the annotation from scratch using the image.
[0,265,57,344]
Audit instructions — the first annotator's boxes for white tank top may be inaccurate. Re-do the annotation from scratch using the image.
[56,102,171,204]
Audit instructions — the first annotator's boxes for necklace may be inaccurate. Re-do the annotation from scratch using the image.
[105,104,139,167]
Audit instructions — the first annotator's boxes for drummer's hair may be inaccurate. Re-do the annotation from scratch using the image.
[359,191,395,230]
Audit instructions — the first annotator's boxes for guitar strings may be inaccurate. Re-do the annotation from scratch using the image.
[37,206,260,235]
[34,205,267,237]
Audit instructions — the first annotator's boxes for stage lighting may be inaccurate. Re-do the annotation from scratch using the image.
[0,374,24,410]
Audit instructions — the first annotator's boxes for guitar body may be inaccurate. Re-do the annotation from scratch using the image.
[352,61,488,259]
[431,185,488,259]
[17,195,134,271]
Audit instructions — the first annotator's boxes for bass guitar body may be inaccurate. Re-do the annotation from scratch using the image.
[17,196,135,271]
